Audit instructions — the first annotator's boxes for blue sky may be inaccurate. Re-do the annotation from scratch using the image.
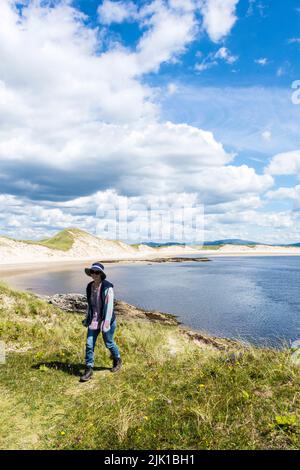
[1,0,300,244]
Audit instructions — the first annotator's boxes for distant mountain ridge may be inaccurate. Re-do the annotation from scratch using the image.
[141,239,300,247]
[140,239,264,247]
[203,239,263,246]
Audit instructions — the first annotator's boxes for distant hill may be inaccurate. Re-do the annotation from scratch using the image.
[140,239,263,247]
[139,242,187,247]
[203,239,264,246]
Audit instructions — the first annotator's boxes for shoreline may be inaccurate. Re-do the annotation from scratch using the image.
[1,249,300,273]
[39,292,249,352]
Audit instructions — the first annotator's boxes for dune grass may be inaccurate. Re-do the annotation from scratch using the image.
[0,281,299,450]
[1,228,88,252]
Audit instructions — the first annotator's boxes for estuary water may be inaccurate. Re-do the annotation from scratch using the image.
[1,255,300,348]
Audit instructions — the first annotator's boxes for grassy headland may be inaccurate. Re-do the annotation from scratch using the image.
[0,281,299,450]
[3,228,86,252]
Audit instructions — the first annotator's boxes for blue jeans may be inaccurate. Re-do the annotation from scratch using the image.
[85,319,120,367]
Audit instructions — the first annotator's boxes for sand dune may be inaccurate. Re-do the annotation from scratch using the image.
[1,229,300,266]
[0,229,200,265]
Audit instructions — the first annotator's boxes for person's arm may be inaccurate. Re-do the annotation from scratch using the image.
[82,285,90,327]
[101,287,114,332]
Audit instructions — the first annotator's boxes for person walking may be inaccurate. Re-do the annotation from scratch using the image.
[80,262,122,382]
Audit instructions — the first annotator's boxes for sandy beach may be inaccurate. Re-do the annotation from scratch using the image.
[1,228,300,274]
[1,246,300,277]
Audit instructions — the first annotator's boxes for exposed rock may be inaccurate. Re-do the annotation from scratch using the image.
[40,293,180,326]
[40,292,239,351]
[42,293,87,313]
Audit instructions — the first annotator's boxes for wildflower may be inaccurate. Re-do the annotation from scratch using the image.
[275,415,297,429]
[241,390,250,400]
[60,431,65,436]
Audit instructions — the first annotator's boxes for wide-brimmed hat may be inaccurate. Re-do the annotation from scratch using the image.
[84,262,106,279]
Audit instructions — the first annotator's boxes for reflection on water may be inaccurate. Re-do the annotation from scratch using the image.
[1,256,300,347]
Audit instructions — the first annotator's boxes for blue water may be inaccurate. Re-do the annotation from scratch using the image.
[1,256,300,347]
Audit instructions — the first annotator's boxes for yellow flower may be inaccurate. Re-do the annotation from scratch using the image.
[241,390,250,400]
[60,431,65,436]
[144,416,149,420]
[199,384,205,388]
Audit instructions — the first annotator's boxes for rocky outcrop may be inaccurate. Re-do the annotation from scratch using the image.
[42,293,88,313]
[41,292,180,326]
[41,292,241,350]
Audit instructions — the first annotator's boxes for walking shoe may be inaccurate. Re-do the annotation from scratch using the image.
[111,357,122,373]
[80,366,93,382]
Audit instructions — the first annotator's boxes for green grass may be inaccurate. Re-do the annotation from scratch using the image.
[0,281,299,450]
[2,228,88,252]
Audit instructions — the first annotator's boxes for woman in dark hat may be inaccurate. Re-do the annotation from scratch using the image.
[80,262,122,382]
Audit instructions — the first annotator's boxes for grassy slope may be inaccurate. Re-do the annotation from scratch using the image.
[1,228,87,252]
[0,281,299,450]
[2,228,141,253]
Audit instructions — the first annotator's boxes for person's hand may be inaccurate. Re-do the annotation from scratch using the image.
[101,320,111,333]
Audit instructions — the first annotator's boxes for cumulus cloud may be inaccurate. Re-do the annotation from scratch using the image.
[199,0,239,42]
[0,0,278,242]
[266,185,300,211]
[265,150,300,177]
[97,0,139,24]
[0,0,240,203]
[187,164,273,204]
[136,0,198,73]
[266,185,300,201]
[206,210,294,229]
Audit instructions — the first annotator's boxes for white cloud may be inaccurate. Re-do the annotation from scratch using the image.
[97,0,138,25]
[0,0,279,242]
[261,130,272,141]
[166,84,300,155]
[266,185,300,201]
[167,82,178,95]
[195,60,217,71]
[215,46,238,63]
[195,46,238,72]
[206,195,263,214]
[207,210,294,229]
[169,0,196,12]
[276,62,291,77]
[136,0,198,73]
[266,185,300,211]
[265,150,300,177]
[277,67,284,77]
[255,57,269,66]
[199,0,239,42]
[189,165,273,204]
